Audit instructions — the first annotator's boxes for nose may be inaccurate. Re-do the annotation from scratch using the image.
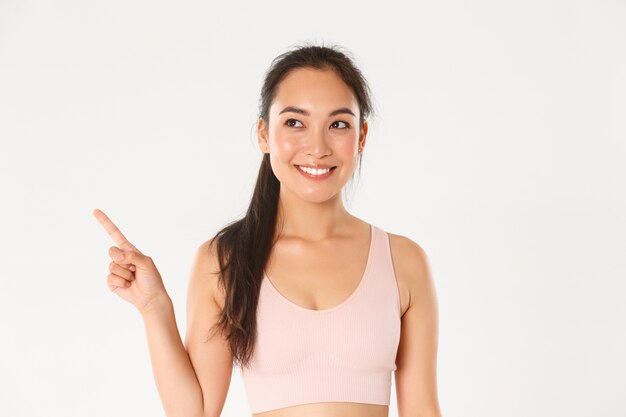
[304,124,332,157]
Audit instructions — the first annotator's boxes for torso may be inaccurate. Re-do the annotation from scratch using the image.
[216,218,411,417]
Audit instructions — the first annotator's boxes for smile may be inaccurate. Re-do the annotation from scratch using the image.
[295,165,337,180]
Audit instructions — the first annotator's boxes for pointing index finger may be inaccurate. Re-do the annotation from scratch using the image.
[92,208,139,252]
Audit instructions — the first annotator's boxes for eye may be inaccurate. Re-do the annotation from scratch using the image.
[285,119,303,128]
[331,120,350,129]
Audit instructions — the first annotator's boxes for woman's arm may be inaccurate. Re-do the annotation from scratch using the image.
[392,236,443,417]
[140,239,233,417]
[93,208,229,417]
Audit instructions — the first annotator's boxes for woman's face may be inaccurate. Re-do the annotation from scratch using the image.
[257,67,368,203]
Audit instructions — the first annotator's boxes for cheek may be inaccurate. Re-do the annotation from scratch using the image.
[269,135,299,166]
[270,132,301,155]
[334,138,359,157]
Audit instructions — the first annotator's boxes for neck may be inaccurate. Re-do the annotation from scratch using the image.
[275,188,354,242]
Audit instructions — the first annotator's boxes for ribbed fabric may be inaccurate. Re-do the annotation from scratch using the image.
[240,224,402,414]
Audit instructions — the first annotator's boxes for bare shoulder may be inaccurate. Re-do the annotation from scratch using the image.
[188,236,227,311]
[387,232,434,317]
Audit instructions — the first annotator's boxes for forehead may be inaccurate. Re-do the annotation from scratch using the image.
[271,67,359,115]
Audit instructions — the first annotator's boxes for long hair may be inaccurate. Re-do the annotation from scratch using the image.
[205,41,375,370]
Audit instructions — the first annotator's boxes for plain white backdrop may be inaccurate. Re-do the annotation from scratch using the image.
[1,0,624,416]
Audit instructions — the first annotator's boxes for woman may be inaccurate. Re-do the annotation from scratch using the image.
[94,43,442,417]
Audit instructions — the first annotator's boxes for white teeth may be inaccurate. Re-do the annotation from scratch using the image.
[298,165,332,175]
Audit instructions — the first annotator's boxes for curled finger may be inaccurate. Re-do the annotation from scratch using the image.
[107,273,130,291]
[109,261,134,281]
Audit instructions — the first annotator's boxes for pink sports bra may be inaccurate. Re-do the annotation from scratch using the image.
[240,224,402,414]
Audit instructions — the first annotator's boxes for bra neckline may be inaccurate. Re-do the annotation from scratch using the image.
[263,224,375,314]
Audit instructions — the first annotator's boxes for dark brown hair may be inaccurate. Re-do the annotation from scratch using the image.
[205,41,375,370]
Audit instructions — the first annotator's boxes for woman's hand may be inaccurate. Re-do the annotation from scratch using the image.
[93,208,169,314]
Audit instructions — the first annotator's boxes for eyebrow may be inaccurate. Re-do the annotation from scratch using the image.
[278,106,356,118]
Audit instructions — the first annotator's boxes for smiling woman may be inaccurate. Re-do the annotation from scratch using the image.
[96,42,442,417]
[257,66,368,205]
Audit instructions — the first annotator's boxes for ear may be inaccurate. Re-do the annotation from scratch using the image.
[257,117,269,154]
[358,119,368,153]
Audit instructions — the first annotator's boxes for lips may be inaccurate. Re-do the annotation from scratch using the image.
[294,164,337,169]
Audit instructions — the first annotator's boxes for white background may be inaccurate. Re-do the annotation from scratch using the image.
[1,0,625,416]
